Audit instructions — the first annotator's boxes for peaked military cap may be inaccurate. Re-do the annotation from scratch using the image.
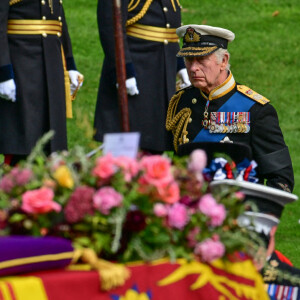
[210,179,298,219]
[176,24,235,57]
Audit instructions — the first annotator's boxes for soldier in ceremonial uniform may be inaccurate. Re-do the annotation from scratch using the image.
[0,0,83,165]
[94,0,190,153]
[166,24,294,192]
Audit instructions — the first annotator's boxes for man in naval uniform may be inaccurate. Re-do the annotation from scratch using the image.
[166,24,294,193]
[0,0,83,165]
[166,24,299,292]
[94,0,190,153]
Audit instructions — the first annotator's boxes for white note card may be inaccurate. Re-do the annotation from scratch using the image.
[103,132,141,158]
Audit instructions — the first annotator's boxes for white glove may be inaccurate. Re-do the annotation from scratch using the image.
[177,68,191,89]
[125,77,139,96]
[69,70,83,95]
[0,79,16,102]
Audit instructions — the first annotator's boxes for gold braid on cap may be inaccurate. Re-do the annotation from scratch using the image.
[9,0,22,5]
[166,90,191,152]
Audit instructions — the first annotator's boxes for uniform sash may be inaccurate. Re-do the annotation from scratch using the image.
[193,91,255,142]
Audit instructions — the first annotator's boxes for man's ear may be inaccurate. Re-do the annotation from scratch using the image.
[221,53,229,71]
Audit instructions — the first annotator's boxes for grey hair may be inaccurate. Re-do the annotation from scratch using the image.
[214,48,231,71]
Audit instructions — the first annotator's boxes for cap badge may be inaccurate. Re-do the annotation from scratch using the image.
[184,27,201,43]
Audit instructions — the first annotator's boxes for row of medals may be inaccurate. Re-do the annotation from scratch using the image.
[202,111,250,134]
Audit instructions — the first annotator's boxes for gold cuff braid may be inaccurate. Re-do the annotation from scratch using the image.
[165,90,191,152]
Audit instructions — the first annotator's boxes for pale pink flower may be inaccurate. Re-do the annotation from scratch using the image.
[93,187,123,215]
[188,150,207,172]
[209,203,226,226]
[194,238,225,263]
[153,203,168,217]
[168,203,189,229]
[92,153,117,179]
[198,194,226,227]
[21,187,61,214]
[156,180,180,204]
[140,155,173,186]
[235,191,245,200]
[198,194,217,215]
[114,156,139,182]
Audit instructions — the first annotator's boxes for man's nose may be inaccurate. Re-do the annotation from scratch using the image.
[190,59,199,72]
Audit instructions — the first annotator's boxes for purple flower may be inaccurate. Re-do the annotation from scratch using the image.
[64,186,95,223]
[0,176,14,193]
[93,187,123,215]
[194,238,225,263]
[124,210,146,232]
[15,168,33,186]
[168,203,189,229]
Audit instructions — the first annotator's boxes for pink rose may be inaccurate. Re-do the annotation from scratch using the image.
[92,153,117,179]
[168,203,189,229]
[209,203,226,227]
[198,194,217,215]
[21,187,61,214]
[153,203,168,217]
[114,156,139,182]
[194,238,225,263]
[156,180,180,204]
[93,187,123,215]
[140,155,173,185]
[198,194,226,227]
[188,150,207,172]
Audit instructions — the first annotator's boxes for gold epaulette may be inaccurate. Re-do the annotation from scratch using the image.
[237,85,270,105]
[166,89,191,152]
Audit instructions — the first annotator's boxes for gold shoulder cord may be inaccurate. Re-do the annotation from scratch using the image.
[170,0,181,11]
[9,0,22,5]
[128,0,140,11]
[127,0,181,26]
[126,0,154,26]
[165,90,191,152]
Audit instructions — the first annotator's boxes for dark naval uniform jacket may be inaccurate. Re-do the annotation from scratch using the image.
[0,0,77,155]
[94,0,184,152]
[166,71,294,192]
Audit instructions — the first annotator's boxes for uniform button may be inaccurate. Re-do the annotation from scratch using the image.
[164,39,169,45]
[42,33,47,38]
[41,0,46,4]
[192,98,197,104]
[42,16,46,20]
[163,7,168,12]
[189,118,192,123]
[185,138,189,143]
[57,32,61,37]
[166,23,170,28]
[58,16,62,21]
